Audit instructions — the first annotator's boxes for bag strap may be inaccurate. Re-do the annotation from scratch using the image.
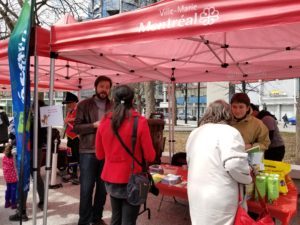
[130,116,138,170]
[115,116,146,172]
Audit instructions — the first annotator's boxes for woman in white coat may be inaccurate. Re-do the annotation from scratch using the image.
[186,100,252,225]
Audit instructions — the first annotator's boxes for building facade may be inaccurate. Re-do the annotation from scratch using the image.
[88,0,156,18]
[247,79,299,121]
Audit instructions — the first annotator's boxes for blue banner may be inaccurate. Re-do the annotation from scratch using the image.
[8,0,32,195]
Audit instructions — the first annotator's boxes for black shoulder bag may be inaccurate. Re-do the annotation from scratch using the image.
[115,116,158,206]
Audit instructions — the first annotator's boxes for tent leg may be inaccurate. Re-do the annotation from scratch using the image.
[42,57,55,225]
[49,140,63,189]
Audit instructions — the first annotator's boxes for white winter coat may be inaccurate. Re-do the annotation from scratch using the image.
[186,123,252,225]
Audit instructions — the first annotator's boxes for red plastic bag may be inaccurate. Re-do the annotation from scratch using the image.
[235,178,275,225]
[234,205,274,225]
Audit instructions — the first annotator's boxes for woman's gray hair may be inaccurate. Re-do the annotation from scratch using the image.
[198,99,232,126]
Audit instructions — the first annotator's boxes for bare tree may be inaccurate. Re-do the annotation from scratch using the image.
[144,81,155,118]
[128,83,144,114]
[0,0,89,39]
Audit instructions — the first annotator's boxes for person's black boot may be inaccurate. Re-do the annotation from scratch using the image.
[38,201,44,210]
[62,173,71,183]
[9,210,29,221]
[71,173,80,185]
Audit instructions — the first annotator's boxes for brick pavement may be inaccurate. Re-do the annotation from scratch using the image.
[0,153,298,225]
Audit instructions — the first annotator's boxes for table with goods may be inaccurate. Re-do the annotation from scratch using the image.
[149,156,298,224]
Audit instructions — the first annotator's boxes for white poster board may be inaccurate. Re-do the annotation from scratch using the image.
[40,105,64,127]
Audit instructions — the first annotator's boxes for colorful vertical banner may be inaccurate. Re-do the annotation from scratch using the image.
[8,0,32,195]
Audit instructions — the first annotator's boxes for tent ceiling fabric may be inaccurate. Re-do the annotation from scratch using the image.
[1,15,116,91]
[2,0,300,91]
[0,26,120,91]
[50,0,300,85]
[0,26,153,91]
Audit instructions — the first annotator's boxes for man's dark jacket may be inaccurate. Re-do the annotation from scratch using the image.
[73,96,110,154]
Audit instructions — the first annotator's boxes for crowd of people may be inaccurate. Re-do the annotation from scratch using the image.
[186,92,286,225]
[1,76,289,225]
[1,75,156,225]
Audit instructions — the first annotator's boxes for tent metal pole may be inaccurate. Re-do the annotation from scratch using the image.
[42,57,55,225]
[293,78,297,117]
[184,83,187,124]
[78,90,81,101]
[119,0,122,13]
[32,52,39,225]
[171,81,176,156]
[197,82,200,123]
[242,81,246,93]
[167,83,172,162]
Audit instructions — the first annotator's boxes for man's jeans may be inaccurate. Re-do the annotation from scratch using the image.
[78,153,106,225]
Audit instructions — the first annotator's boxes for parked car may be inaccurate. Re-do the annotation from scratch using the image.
[288,117,296,125]
[177,113,196,121]
[177,113,185,120]
[187,114,197,121]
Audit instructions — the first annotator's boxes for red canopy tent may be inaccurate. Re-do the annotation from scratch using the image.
[0,30,72,91]
[3,0,300,89]
[0,15,133,91]
[49,0,300,154]
[0,27,78,91]
[2,1,300,213]
[50,0,300,84]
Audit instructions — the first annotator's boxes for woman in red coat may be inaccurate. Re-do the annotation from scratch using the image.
[96,85,156,225]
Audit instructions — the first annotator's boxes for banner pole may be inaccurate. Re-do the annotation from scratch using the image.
[31,0,37,223]
[32,34,39,225]
[7,0,33,223]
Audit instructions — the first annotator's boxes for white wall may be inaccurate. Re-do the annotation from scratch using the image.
[207,82,229,105]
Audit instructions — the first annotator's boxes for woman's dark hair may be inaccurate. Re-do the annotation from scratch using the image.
[111,85,134,135]
[250,103,259,112]
[38,99,46,107]
[4,144,13,158]
[257,110,277,120]
[31,99,46,110]
[230,93,250,106]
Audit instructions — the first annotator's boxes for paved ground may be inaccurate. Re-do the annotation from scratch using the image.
[0,169,299,225]
[0,121,299,225]
[0,155,299,225]
[0,152,192,225]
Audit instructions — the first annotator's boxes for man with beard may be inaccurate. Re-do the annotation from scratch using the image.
[74,76,112,225]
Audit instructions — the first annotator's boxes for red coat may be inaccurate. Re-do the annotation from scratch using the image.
[96,110,156,183]
[65,106,78,139]
[2,156,18,183]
